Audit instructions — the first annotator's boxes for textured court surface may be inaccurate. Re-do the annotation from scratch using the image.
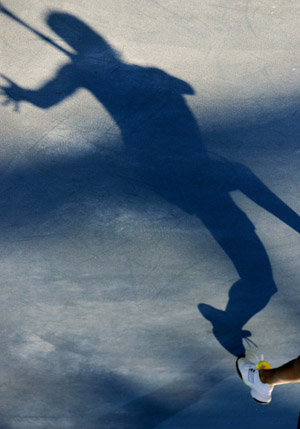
[1,1,300,428]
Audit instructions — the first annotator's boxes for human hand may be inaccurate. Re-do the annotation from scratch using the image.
[0,74,24,112]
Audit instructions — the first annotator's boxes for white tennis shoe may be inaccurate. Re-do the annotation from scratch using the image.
[236,355,273,404]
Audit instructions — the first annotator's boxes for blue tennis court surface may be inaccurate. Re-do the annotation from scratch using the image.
[1,1,299,427]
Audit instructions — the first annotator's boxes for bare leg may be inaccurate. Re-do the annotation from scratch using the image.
[260,356,300,385]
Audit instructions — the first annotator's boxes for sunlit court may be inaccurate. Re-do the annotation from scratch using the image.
[1,1,300,427]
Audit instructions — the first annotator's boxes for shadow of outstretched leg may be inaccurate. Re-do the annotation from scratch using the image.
[198,195,277,356]
[199,299,252,357]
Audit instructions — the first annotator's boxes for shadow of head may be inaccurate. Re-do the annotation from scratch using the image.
[46,11,120,62]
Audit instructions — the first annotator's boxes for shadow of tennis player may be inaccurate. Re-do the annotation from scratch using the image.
[1,11,299,356]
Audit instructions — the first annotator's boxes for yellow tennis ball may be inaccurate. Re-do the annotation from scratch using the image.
[256,360,272,370]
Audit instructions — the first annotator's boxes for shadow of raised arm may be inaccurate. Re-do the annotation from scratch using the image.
[0,65,78,111]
